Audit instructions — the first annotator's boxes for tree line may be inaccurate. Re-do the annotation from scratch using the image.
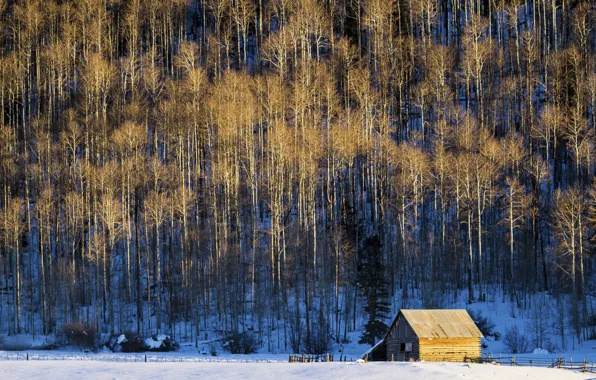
[0,0,595,350]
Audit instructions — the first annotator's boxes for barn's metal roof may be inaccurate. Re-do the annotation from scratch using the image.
[398,309,483,339]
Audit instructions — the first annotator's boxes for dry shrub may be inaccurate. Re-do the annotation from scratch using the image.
[62,321,97,349]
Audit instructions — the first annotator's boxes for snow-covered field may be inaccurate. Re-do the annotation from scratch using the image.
[0,360,591,380]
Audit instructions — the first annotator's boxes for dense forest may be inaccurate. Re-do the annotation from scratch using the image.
[0,0,595,352]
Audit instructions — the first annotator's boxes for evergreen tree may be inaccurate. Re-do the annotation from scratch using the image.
[357,236,391,346]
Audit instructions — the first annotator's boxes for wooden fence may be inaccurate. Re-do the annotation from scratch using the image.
[288,353,338,362]
[0,352,278,363]
[358,352,596,374]
[476,355,596,374]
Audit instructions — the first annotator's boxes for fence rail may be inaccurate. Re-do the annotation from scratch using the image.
[0,352,281,363]
[288,353,341,363]
[478,355,596,374]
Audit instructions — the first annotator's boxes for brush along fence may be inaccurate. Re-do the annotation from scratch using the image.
[288,353,343,362]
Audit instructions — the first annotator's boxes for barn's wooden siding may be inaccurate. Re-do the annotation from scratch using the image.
[418,338,481,361]
[385,316,420,361]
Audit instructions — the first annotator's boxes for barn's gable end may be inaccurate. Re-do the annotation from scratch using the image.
[385,315,419,361]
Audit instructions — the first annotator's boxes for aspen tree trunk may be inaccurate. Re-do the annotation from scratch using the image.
[579,210,587,338]
[467,209,474,303]
[135,196,142,334]
[509,195,516,301]
[40,223,47,335]
[102,236,108,329]
[476,183,483,301]
[571,224,578,343]
[156,223,162,334]
[15,235,21,334]
[124,181,131,301]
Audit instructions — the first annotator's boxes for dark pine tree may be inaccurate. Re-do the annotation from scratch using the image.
[357,236,390,346]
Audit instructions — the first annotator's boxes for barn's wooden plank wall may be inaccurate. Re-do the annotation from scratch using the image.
[418,338,481,361]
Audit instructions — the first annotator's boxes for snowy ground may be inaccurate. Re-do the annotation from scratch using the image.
[3,292,596,378]
[0,360,592,380]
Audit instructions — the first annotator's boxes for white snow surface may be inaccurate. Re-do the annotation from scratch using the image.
[0,360,590,380]
[144,338,161,349]
[532,348,550,355]
[144,335,168,349]
[117,335,127,345]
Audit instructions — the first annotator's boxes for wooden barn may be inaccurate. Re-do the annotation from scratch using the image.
[367,309,483,362]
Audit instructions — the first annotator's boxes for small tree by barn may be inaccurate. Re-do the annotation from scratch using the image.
[357,236,390,346]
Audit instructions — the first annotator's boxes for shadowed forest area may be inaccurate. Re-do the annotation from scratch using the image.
[0,0,595,352]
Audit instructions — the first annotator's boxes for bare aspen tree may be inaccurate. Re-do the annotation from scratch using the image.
[501,176,529,303]
[233,0,255,69]
[1,198,24,334]
[35,184,53,335]
[552,187,587,344]
[144,190,169,334]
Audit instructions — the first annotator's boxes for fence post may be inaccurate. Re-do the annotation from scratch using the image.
[511,357,515,366]
[583,359,588,373]
[144,355,147,363]
[27,353,29,361]
[391,354,394,362]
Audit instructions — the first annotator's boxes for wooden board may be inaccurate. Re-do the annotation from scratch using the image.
[418,338,481,362]
[385,316,420,361]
